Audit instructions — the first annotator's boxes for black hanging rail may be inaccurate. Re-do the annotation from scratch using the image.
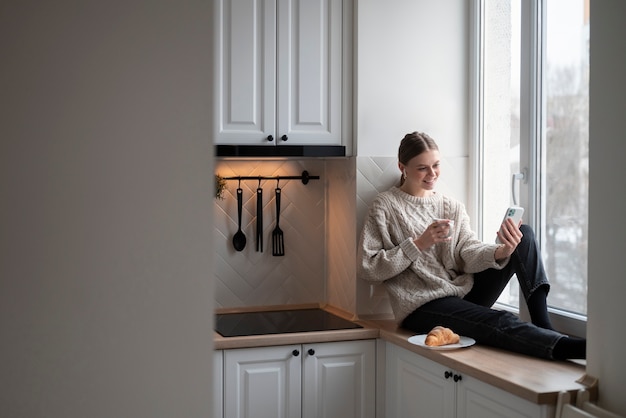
[220,170,319,185]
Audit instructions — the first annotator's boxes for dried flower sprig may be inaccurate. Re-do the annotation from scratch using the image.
[215,174,226,200]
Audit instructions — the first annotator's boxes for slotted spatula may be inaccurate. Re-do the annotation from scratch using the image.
[272,187,285,256]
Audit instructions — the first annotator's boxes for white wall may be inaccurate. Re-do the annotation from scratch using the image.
[587,1,626,414]
[0,1,214,417]
[356,0,470,160]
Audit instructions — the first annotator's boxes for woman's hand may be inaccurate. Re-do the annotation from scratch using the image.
[494,217,522,260]
[414,220,452,251]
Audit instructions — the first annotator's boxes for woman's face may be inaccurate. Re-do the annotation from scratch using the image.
[399,149,441,197]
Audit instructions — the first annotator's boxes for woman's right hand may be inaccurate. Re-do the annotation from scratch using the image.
[414,220,452,251]
[494,217,522,260]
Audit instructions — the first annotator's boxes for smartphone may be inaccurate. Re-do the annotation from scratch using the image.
[496,206,524,243]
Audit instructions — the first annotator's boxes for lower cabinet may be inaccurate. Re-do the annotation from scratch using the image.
[221,339,376,418]
[385,343,554,418]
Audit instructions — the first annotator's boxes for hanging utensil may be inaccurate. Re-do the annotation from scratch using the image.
[232,185,246,251]
[272,184,285,256]
[256,180,263,252]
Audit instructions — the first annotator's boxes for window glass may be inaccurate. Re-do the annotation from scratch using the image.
[543,0,589,315]
[481,0,521,308]
[480,0,589,316]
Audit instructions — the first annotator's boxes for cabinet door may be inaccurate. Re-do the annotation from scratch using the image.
[224,345,301,418]
[276,0,344,145]
[215,0,277,144]
[385,343,456,418]
[302,340,376,418]
[456,374,551,418]
[386,343,553,418]
[214,350,223,418]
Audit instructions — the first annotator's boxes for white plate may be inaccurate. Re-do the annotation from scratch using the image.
[407,334,476,350]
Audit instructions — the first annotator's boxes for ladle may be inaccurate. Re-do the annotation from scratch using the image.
[232,187,246,251]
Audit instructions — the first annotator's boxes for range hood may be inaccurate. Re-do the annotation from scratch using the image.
[216,145,346,158]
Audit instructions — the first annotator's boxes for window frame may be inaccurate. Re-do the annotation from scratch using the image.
[471,0,587,338]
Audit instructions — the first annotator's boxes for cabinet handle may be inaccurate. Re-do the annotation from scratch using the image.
[267,135,274,142]
[307,348,315,356]
[453,374,462,382]
[444,371,453,379]
[292,349,300,357]
[280,134,288,142]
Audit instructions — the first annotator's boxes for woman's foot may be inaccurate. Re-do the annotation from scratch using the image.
[553,336,586,360]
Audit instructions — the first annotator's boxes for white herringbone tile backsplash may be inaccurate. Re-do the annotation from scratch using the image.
[326,158,357,314]
[214,159,327,308]
[355,157,398,318]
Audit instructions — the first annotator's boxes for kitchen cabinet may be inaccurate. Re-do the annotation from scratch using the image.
[222,340,375,418]
[385,343,554,418]
[214,0,351,147]
[302,340,376,418]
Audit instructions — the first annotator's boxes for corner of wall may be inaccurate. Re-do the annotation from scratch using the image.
[325,157,358,313]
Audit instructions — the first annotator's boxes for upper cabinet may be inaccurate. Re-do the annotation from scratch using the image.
[214,0,352,149]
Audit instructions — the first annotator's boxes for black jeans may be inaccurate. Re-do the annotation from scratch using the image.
[401,225,564,359]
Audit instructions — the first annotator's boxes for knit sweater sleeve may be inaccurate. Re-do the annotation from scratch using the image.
[357,193,422,283]
[450,200,508,272]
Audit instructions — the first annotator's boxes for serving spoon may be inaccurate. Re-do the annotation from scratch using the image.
[232,187,246,251]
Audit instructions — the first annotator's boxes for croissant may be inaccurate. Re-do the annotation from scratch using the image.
[425,326,460,346]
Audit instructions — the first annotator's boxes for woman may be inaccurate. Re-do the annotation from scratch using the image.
[358,131,585,360]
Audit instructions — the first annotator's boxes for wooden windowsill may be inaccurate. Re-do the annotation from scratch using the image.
[364,318,588,405]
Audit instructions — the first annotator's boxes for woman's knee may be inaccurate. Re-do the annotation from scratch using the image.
[519,225,539,248]
[519,224,535,239]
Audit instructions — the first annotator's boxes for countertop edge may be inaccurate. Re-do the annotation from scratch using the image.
[214,328,379,350]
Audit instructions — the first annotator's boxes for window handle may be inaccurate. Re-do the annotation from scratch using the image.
[511,169,527,205]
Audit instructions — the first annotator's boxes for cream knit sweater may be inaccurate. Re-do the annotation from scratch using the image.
[357,186,507,324]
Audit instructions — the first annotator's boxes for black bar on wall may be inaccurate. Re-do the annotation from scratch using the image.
[220,170,320,185]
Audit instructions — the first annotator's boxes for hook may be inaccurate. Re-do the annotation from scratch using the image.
[276,176,280,188]
[257,176,262,188]
[237,177,241,188]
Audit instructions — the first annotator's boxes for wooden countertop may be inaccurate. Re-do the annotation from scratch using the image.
[214,304,588,405]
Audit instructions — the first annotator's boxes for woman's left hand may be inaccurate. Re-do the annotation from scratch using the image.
[495,218,522,260]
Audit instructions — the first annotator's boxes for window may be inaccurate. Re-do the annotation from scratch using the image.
[476,0,589,335]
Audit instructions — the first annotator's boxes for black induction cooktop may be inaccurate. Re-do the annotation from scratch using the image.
[215,308,362,337]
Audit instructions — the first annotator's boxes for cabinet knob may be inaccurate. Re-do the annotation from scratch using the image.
[453,374,462,382]
[307,348,315,356]
[267,135,274,142]
[444,371,453,379]
[280,134,288,142]
[292,349,300,357]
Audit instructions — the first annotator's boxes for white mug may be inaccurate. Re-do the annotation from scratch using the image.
[434,218,455,238]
